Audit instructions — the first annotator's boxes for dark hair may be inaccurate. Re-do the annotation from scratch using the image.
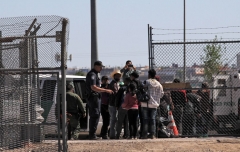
[66,84,74,91]
[148,69,156,78]
[101,76,108,81]
[130,71,139,78]
[126,60,132,64]
[173,78,180,83]
[128,83,136,93]
[202,82,209,89]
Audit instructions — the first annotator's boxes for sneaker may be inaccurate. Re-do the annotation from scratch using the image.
[150,135,156,139]
[89,136,101,140]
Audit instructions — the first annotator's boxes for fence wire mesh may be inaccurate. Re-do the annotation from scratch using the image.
[151,41,240,137]
[0,16,69,151]
[0,16,69,69]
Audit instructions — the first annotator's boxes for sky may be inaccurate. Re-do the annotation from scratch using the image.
[1,0,240,68]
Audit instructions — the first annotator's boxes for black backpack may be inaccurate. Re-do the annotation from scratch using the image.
[132,79,150,103]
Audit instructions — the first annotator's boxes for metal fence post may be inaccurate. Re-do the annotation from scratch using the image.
[183,0,186,82]
[61,18,68,152]
[150,26,153,69]
[148,24,150,69]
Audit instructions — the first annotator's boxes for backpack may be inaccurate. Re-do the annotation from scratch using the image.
[132,79,150,103]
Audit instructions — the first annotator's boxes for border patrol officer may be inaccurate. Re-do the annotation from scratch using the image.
[66,82,86,140]
[86,61,113,140]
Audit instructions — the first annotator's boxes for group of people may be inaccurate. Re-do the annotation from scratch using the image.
[85,60,164,140]
[169,80,211,137]
[65,60,211,140]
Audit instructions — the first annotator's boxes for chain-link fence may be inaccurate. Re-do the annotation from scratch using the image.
[0,16,69,151]
[149,26,240,137]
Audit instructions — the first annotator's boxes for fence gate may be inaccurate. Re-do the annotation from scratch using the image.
[0,16,69,151]
[148,25,240,137]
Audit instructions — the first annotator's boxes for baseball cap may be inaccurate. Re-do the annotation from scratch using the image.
[94,61,105,67]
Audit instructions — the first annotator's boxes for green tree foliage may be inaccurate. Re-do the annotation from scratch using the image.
[201,36,226,82]
[75,70,86,76]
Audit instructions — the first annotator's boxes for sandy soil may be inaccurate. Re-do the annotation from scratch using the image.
[68,137,240,152]
[1,137,240,152]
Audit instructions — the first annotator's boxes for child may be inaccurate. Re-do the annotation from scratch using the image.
[122,83,139,139]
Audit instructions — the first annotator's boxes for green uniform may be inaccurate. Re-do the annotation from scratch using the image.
[66,91,85,140]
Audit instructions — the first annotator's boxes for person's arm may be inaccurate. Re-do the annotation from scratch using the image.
[159,84,164,98]
[91,85,113,94]
[120,67,126,73]
[76,95,86,117]
[121,94,130,109]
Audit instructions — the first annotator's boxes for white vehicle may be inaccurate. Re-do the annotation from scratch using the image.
[40,74,102,137]
[211,70,240,133]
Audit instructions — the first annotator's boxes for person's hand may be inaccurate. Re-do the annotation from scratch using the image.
[124,64,128,69]
[105,89,114,94]
[83,113,86,118]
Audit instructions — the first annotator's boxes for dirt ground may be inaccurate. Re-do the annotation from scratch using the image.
[1,137,240,152]
[67,137,240,152]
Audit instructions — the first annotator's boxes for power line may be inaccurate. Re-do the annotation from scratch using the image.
[153,25,240,31]
[73,51,147,55]
[72,54,147,58]
[152,38,240,42]
[153,32,240,36]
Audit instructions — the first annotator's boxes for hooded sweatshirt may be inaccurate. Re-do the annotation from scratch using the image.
[141,78,164,109]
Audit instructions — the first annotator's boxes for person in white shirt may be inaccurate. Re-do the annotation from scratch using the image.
[141,69,164,139]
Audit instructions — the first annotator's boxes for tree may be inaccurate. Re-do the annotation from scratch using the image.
[201,36,226,82]
[75,70,86,76]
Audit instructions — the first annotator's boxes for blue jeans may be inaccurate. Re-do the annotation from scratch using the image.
[141,107,157,137]
[116,107,129,138]
[109,106,118,138]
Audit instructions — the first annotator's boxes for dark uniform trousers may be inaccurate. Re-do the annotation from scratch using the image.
[88,95,101,138]
[100,104,110,137]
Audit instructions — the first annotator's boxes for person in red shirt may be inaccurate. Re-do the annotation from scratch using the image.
[122,83,139,139]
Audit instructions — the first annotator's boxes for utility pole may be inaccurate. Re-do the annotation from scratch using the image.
[91,0,98,68]
[183,0,186,82]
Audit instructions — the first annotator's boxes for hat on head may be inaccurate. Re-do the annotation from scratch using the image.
[67,81,74,88]
[94,61,105,67]
[130,71,139,78]
[110,69,122,78]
